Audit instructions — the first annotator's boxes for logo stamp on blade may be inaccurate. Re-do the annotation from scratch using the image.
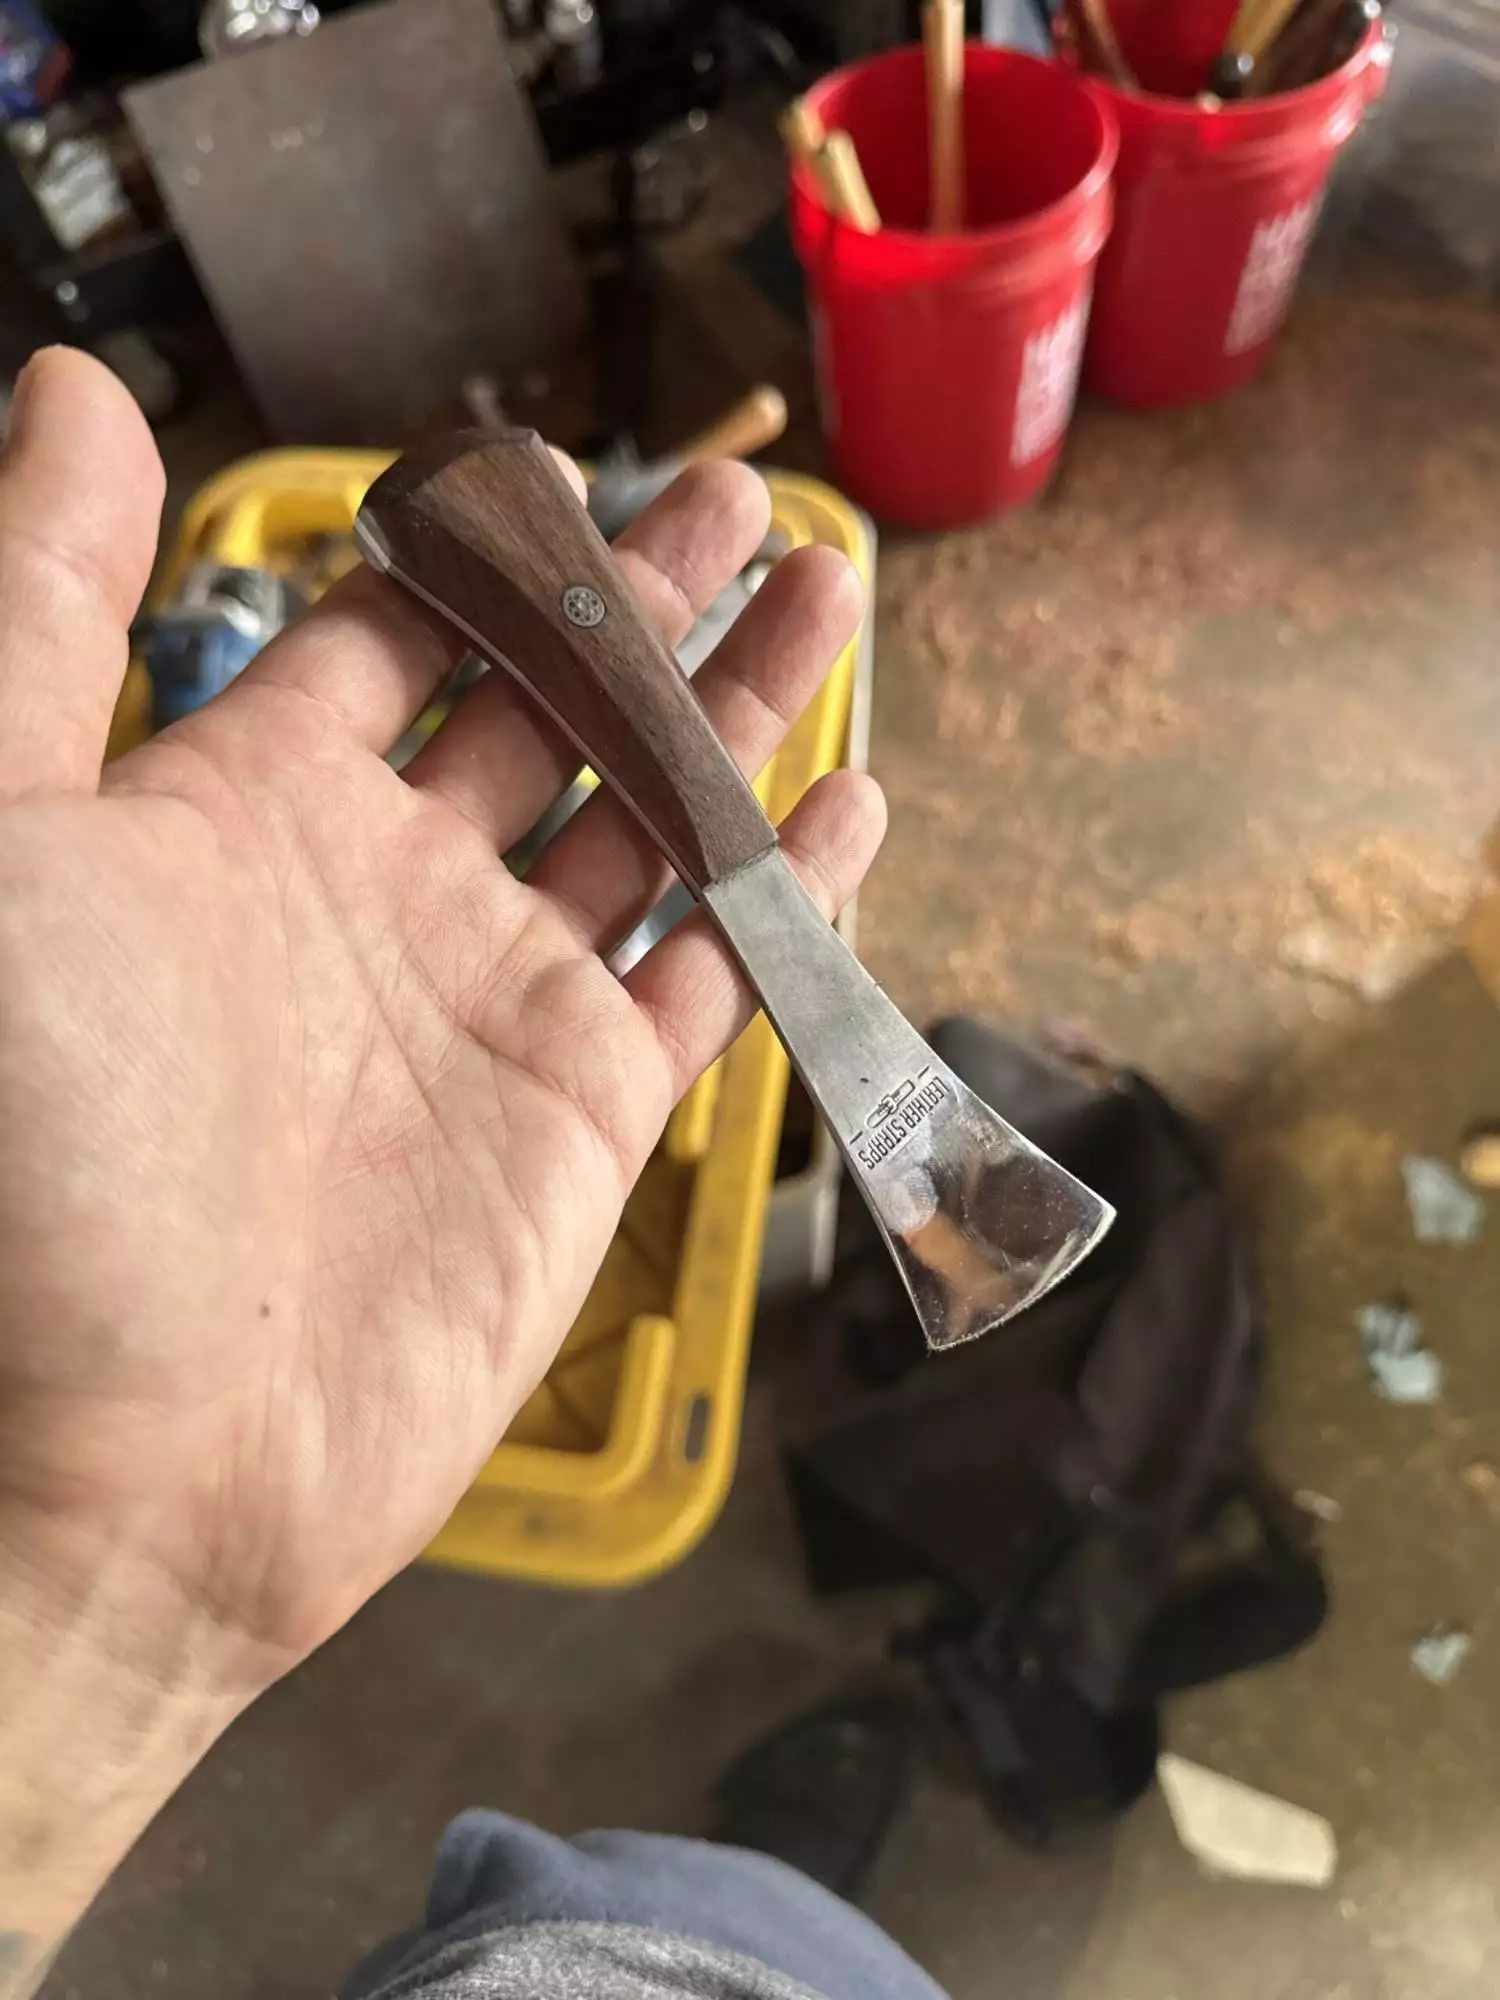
[849,1066,951,1170]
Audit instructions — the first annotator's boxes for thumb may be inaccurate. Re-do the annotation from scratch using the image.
[0,347,165,799]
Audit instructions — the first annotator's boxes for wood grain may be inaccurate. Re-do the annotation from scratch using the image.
[361,431,780,893]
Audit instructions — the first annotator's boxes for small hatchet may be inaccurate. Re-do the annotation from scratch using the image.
[355,430,1113,1350]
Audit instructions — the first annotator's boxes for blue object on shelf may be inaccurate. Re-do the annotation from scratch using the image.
[0,2,70,119]
[140,562,298,727]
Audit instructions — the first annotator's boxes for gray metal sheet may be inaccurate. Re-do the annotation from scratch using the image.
[125,0,586,442]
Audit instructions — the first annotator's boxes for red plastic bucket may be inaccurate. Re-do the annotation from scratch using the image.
[1080,18,1392,408]
[789,46,1117,530]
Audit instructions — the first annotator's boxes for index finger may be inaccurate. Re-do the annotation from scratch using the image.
[202,447,589,756]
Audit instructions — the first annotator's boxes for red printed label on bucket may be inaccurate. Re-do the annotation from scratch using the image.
[1011,295,1089,469]
[1224,197,1322,357]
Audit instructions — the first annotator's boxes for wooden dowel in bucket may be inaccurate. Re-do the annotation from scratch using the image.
[1242,0,1306,59]
[781,97,880,232]
[1224,0,1272,52]
[822,130,882,232]
[1076,0,1137,86]
[781,97,832,209]
[1212,0,1277,93]
[782,96,827,168]
[1259,0,1362,91]
[923,0,964,233]
[780,97,836,206]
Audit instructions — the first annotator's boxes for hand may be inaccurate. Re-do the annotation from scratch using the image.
[0,350,883,1977]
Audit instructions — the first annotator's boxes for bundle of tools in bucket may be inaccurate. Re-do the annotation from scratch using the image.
[1065,0,1385,101]
[781,0,1384,236]
[781,0,965,235]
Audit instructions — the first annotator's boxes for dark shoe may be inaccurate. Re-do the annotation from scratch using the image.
[710,1694,919,1902]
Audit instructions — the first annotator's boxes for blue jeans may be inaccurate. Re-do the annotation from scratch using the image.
[346,1810,947,2000]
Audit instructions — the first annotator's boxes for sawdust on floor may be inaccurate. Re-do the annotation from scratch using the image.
[865,281,1500,1093]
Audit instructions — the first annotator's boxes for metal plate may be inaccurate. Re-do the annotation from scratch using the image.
[125,0,586,442]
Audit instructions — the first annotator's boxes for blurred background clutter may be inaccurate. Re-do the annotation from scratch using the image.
[8,1,1500,1997]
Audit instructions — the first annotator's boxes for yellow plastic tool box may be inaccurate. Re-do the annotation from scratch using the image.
[120,447,870,1587]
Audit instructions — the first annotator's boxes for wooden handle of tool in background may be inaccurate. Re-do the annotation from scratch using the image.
[1251,0,1325,88]
[781,96,827,176]
[1223,0,1267,52]
[923,0,965,231]
[359,431,779,895]
[1241,0,1306,58]
[781,97,880,231]
[821,130,881,231]
[679,385,789,464]
[1226,0,1297,57]
[780,97,842,216]
[1260,0,1370,92]
[1076,0,1137,86]
[780,95,841,215]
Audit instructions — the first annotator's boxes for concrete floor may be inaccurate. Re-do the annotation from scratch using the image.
[52,249,1500,1997]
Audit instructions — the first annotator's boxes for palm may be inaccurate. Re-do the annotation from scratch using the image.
[0,351,880,1673]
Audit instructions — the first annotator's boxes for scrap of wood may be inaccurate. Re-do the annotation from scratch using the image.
[1158,1754,1337,1887]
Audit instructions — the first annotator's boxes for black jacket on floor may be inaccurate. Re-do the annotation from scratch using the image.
[785,1019,1327,1846]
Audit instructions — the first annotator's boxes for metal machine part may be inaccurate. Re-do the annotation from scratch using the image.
[139,560,298,726]
[199,0,320,60]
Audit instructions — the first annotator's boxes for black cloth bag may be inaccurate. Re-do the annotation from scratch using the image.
[784,1019,1328,1847]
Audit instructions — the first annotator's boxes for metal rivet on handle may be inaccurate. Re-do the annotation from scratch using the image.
[561,584,607,628]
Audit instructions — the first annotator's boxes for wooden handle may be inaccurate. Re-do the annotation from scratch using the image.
[923,0,965,231]
[1241,0,1306,58]
[781,96,827,167]
[678,384,788,464]
[1223,0,1261,52]
[1225,0,1281,55]
[781,95,880,231]
[821,130,881,232]
[780,97,842,219]
[1259,0,1359,90]
[359,431,778,894]
[1076,0,1137,86]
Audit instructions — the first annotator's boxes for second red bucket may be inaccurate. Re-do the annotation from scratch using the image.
[789,47,1117,531]
[1080,15,1393,408]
